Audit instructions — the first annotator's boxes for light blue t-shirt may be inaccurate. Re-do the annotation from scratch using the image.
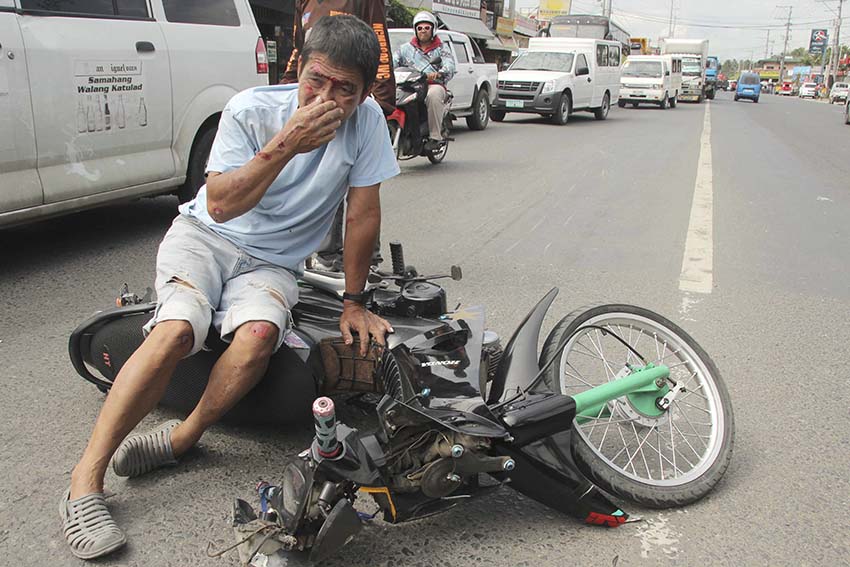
[180,84,400,272]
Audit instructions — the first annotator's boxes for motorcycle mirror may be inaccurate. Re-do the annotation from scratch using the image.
[451,265,462,281]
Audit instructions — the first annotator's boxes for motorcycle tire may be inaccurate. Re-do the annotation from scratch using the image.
[540,303,734,509]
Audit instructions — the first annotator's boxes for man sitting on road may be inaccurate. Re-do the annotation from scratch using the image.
[392,11,456,151]
[60,16,398,560]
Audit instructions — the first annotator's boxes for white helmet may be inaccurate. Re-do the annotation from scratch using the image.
[413,11,438,29]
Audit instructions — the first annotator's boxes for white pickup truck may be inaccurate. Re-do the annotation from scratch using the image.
[389,29,498,130]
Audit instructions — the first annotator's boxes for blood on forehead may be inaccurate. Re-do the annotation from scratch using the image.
[307,62,358,91]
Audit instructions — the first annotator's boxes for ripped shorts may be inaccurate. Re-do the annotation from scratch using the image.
[142,214,299,357]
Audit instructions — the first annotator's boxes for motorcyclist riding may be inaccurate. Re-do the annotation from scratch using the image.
[392,11,456,151]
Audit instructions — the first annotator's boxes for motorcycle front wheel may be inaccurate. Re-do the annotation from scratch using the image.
[540,304,734,508]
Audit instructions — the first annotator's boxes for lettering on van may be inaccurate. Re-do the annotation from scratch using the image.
[73,60,148,135]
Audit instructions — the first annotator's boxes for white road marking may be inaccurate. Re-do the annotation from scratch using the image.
[679,103,714,294]
[816,196,832,202]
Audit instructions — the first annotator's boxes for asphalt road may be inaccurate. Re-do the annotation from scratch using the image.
[1,91,849,566]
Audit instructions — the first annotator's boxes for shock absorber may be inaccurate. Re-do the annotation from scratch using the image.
[312,397,341,458]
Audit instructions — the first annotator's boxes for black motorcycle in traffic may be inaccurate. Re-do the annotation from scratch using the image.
[69,242,734,564]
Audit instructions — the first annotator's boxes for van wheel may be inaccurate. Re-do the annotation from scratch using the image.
[618,100,626,108]
[550,92,571,125]
[659,94,668,110]
[466,88,490,130]
[670,94,678,108]
[177,125,217,204]
[491,109,506,122]
[593,93,610,120]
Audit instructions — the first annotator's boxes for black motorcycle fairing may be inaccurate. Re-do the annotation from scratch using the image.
[495,430,628,526]
[488,288,559,404]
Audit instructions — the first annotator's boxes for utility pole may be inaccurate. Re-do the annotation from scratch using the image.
[831,0,845,87]
[765,29,771,59]
[777,5,793,86]
[668,0,675,37]
[602,0,613,19]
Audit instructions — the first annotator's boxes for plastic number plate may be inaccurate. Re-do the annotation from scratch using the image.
[506,100,524,108]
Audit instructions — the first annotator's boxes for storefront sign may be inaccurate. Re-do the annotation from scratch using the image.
[433,0,480,19]
[513,13,538,36]
[809,29,828,56]
[538,0,571,20]
[496,17,514,36]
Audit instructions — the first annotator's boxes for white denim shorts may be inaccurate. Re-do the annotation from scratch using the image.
[142,214,299,356]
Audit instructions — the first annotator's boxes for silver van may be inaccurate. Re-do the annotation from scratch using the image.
[0,0,268,228]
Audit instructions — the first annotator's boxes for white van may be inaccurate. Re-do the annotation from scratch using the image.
[619,55,682,109]
[492,37,622,125]
[0,0,268,228]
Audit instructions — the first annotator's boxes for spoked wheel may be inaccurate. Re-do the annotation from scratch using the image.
[541,304,734,508]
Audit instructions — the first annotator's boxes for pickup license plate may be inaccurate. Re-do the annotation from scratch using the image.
[506,100,524,108]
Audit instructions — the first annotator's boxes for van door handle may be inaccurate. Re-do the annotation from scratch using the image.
[468,68,474,73]
[587,77,592,83]
[136,41,155,53]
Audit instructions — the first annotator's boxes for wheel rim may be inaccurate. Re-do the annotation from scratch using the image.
[558,312,726,487]
[478,95,488,122]
[560,98,568,120]
[430,141,448,161]
[602,96,609,116]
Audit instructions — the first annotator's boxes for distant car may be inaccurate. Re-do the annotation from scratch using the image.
[799,82,818,98]
[778,82,795,96]
[735,72,761,103]
[830,82,849,104]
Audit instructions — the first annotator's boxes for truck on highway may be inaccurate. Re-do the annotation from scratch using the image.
[660,38,709,102]
[705,56,719,99]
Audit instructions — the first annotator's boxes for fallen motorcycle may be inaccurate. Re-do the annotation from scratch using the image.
[69,242,734,563]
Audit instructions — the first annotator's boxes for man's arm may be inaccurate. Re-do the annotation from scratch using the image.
[439,43,457,83]
[360,0,396,113]
[339,184,393,354]
[206,97,344,223]
[281,1,305,84]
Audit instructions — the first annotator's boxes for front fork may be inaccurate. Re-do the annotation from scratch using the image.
[572,364,676,423]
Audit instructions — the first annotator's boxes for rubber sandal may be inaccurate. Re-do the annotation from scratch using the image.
[60,488,126,559]
[112,419,181,478]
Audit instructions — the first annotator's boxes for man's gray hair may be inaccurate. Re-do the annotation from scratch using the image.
[301,15,381,93]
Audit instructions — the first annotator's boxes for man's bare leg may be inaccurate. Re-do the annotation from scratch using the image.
[69,320,194,499]
[170,320,278,455]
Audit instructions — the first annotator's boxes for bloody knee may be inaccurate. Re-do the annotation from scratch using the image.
[235,321,278,357]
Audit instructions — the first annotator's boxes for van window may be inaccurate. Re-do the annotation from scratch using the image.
[623,60,662,78]
[576,53,588,72]
[511,51,574,72]
[452,41,470,64]
[608,45,620,66]
[21,0,148,17]
[469,39,485,64]
[596,44,608,67]
[739,74,759,85]
[162,0,240,26]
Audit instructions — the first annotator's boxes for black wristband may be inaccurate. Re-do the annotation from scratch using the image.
[343,291,369,305]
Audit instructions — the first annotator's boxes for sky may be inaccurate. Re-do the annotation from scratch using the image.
[512,0,848,62]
